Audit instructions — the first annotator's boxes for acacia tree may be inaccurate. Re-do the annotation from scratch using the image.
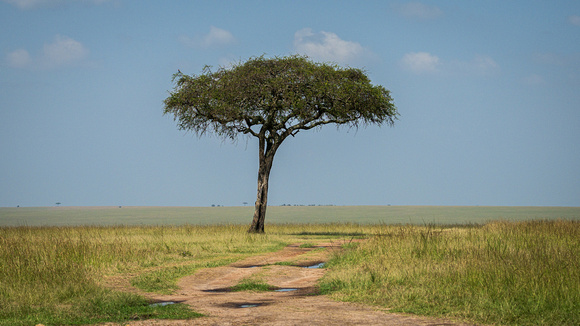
[164,55,398,233]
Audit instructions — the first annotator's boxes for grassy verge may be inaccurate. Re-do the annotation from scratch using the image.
[230,278,275,292]
[0,223,367,325]
[320,220,579,326]
[130,258,238,294]
[0,290,201,326]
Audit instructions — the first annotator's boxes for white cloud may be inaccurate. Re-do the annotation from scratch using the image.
[2,0,112,9]
[401,52,500,76]
[6,49,31,68]
[467,55,500,76]
[5,35,88,70]
[401,52,440,74]
[294,28,370,64]
[177,35,194,47]
[41,35,89,68]
[569,15,580,26]
[179,26,235,49]
[203,26,235,48]
[218,56,240,69]
[393,2,443,20]
[1,0,49,9]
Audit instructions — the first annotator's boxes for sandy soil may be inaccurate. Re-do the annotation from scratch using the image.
[105,241,476,326]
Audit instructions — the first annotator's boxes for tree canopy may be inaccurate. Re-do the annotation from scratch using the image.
[164,55,398,232]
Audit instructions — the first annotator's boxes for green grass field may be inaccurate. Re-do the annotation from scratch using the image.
[320,220,579,325]
[1,206,578,325]
[1,205,579,226]
[0,223,371,325]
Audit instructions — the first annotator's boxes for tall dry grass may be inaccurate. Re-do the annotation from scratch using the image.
[320,220,579,325]
[0,225,281,324]
[0,223,370,325]
[3,221,575,325]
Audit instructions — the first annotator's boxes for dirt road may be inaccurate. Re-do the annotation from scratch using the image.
[115,241,475,326]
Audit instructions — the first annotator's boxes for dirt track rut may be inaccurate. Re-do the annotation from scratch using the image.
[113,242,475,326]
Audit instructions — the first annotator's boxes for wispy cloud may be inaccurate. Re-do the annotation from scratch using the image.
[179,26,236,49]
[1,0,112,10]
[533,52,580,71]
[293,28,372,64]
[400,52,440,74]
[456,55,500,76]
[401,52,500,76]
[393,1,443,20]
[6,49,31,68]
[523,73,546,86]
[569,15,580,26]
[5,35,89,70]
[42,34,89,68]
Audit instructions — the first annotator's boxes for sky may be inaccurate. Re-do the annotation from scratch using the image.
[1,0,579,208]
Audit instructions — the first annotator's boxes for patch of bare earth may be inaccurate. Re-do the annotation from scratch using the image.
[106,241,476,326]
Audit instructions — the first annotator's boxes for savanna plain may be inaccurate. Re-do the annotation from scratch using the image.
[0,206,578,325]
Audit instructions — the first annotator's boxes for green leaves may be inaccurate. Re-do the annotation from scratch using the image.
[163,55,398,141]
[164,55,399,232]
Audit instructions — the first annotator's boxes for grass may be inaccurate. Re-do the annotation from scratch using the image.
[1,205,579,226]
[0,290,202,326]
[129,258,237,294]
[0,223,369,325]
[230,278,275,292]
[0,224,281,325]
[1,213,578,325]
[319,220,580,326]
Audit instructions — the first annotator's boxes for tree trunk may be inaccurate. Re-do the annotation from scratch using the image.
[249,162,271,233]
[248,133,278,233]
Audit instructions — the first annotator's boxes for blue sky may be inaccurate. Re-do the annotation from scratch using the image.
[1,0,579,208]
